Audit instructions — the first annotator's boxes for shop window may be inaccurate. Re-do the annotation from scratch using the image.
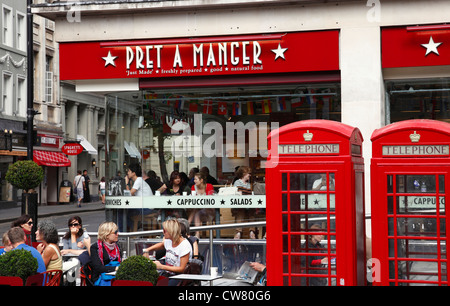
[105,82,341,233]
[386,78,450,124]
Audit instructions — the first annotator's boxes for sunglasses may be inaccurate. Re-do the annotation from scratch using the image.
[110,230,119,235]
[26,221,33,226]
[70,223,80,227]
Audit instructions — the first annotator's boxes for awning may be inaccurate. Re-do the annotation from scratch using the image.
[34,150,71,167]
[124,141,140,159]
[77,135,98,155]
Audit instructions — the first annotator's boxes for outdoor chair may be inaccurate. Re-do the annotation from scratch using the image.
[0,276,23,286]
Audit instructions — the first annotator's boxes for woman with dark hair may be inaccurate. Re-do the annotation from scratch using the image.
[61,216,91,256]
[36,219,62,271]
[11,214,33,246]
[166,171,190,196]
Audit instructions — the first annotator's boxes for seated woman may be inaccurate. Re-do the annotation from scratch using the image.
[233,166,252,194]
[36,219,63,271]
[143,219,192,286]
[90,222,122,284]
[166,171,191,196]
[61,216,91,256]
[189,172,216,237]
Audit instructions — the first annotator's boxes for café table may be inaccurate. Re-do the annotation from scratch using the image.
[169,274,222,286]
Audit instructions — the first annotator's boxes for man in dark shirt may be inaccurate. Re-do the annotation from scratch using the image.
[145,170,167,194]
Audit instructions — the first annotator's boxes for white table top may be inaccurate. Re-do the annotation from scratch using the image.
[169,274,222,281]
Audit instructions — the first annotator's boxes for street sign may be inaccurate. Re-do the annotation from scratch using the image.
[62,143,83,155]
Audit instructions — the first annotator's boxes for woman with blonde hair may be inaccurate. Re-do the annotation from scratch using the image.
[90,222,122,284]
[144,219,192,286]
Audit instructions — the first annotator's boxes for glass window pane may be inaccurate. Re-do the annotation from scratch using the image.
[388,217,442,237]
[389,238,445,259]
[397,196,442,214]
[391,260,440,284]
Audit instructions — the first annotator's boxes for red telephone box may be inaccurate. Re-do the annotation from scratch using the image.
[371,119,450,286]
[266,120,366,286]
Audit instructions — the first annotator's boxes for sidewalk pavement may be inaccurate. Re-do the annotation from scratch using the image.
[0,201,105,224]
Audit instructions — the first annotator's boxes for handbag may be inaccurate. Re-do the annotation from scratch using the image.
[73,177,81,194]
[218,185,239,195]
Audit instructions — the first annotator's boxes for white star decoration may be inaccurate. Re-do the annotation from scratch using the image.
[102,51,118,67]
[421,36,442,56]
[271,44,288,60]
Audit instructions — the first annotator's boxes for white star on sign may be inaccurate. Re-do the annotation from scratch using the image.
[271,43,288,60]
[421,36,442,56]
[102,51,118,67]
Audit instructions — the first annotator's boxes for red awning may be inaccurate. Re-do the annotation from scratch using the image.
[33,150,71,167]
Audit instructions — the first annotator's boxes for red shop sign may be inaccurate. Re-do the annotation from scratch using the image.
[62,143,84,155]
[59,31,339,81]
[382,26,450,68]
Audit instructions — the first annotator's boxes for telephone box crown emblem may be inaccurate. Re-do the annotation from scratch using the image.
[303,130,313,142]
[410,131,420,143]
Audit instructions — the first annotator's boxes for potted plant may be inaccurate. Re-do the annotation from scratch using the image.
[115,255,159,285]
[5,160,44,237]
[0,249,38,285]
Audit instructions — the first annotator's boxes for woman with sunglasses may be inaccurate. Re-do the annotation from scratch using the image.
[90,222,122,284]
[61,216,91,256]
[11,214,33,246]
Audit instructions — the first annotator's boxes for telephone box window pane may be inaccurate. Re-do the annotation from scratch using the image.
[292,276,334,286]
[283,255,289,273]
[388,196,394,214]
[282,214,288,232]
[311,173,335,191]
[282,194,288,212]
[388,217,438,237]
[283,234,289,253]
[282,173,288,191]
[393,260,440,285]
[439,175,445,193]
[290,215,302,232]
[397,196,442,214]
[290,194,302,211]
[290,173,306,190]
[294,214,335,236]
[397,175,437,193]
[390,239,442,259]
[387,175,393,194]
[295,194,334,211]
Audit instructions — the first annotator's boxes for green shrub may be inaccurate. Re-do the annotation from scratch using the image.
[6,160,44,192]
[0,249,38,284]
[115,255,159,285]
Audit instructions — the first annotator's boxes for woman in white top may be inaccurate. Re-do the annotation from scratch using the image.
[99,177,106,204]
[144,219,192,286]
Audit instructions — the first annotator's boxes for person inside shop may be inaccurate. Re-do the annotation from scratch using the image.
[7,227,46,273]
[187,167,199,187]
[200,166,219,185]
[166,171,191,196]
[11,214,33,246]
[125,163,153,196]
[74,170,85,207]
[109,171,125,196]
[83,170,91,203]
[61,216,91,256]
[233,166,252,194]
[143,219,192,286]
[36,219,63,271]
[312,173,335,191]
[89,222,122,285]
[144,170,167,195]
[178,218,200,259]
[300,224,329,286]
[191,172,215,195]
[189,172,216,237]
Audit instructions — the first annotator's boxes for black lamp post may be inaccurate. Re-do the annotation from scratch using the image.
[26,0,37,242]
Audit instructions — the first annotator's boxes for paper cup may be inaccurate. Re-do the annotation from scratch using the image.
[210,267,218,277]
